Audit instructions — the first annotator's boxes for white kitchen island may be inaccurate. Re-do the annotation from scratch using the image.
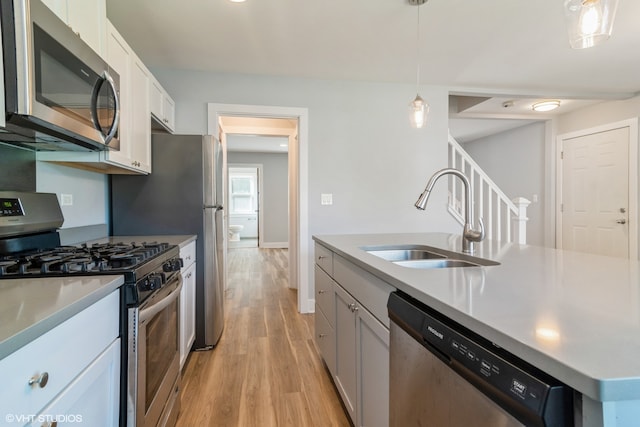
[313,233,640,427]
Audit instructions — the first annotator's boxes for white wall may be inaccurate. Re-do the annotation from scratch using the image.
[228,152,289,245]
[463,122,547,246]
[152,68,459,302]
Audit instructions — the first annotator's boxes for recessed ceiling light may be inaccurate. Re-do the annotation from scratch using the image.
[279,143,288,147]
[532,100,561,112]
[229,0,246,3]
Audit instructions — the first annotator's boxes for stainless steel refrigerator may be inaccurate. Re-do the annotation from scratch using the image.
[111,134,225,349]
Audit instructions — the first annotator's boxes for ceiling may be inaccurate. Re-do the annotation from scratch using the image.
[106,0,640,140]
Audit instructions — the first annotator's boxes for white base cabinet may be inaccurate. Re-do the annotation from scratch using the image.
[0,290,120,426]
[314,243,391,427]
[179,240,197,369]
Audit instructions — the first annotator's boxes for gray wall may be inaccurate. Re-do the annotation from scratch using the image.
[151,68,459,302]
[463,122,546,246]
[0,143,36,191]
[228,152,289,245]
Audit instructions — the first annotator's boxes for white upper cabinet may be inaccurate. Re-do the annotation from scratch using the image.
[150,77,176,133]
[41,0,106,56]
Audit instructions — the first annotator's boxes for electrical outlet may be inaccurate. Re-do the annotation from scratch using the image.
[61,194,73,206]
[321,193,333,205]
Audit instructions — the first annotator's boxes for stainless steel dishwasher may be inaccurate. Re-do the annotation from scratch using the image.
[388,292,574,427]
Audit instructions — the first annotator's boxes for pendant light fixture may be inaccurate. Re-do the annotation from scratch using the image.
[408,0,429,128]
[563,0,619,49]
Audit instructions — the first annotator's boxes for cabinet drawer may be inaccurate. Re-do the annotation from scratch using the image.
[314,266,335,325]
[333,254,394,328]
[315,243,333,276]
[0,291,119,418]
[315,304,336,375]
[180,241,196,268]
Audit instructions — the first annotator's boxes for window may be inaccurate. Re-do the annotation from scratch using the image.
[229,171,257,215]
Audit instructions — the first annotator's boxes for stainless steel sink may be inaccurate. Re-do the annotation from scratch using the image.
[362,244,499,269]
[364,249,447,262]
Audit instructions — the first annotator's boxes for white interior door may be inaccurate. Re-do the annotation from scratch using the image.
[561,126,630,258]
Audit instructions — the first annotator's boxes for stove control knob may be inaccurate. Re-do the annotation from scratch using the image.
[139,278,151,292]
[148,274,164,290]
[163,258,184,272]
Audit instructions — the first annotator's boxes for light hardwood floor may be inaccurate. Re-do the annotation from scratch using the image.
[176,247,351,427]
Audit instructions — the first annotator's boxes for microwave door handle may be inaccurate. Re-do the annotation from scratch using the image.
[90,71,120,146]
[139,275,183,324]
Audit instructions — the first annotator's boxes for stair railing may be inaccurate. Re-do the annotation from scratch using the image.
[447,133,530,245]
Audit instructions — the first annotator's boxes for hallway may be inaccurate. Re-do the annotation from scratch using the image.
[176,247,350,427]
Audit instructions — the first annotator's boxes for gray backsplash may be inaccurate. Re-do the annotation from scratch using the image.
[0,143,36,191]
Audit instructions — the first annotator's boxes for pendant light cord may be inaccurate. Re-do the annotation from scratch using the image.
[415,4,421,94]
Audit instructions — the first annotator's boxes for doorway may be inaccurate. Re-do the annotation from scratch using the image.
[557,119,638,259]
[228,165,261,248]
[208,103,312,314]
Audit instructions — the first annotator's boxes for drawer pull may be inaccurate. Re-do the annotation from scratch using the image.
[318,333,327,338]
[348,303,359,313]
[318,290,326,294]
[28,372,49,388]
[318,255,326,260]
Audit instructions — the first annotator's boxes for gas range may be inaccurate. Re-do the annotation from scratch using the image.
[0,240,182,305]
[0,191,183,306]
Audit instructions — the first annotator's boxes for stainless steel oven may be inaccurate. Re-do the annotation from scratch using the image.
[0,0,120,151]
[128,272,182,427]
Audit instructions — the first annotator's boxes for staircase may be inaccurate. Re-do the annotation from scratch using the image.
[447,133,530,245]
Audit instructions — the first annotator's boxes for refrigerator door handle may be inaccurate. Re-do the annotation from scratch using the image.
[204,205,223,210]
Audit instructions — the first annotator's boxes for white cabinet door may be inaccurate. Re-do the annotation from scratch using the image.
[180,261,196,369]
[42,0,106,56]
[356,305,389,427]
[130,57,151,173]
[150,76,175,133]
[41,0,67,22]
[66,0,106,56]
[105,22,132,168]
[163,95,176,132]
[29,339,120,427]
[333,284,357,424]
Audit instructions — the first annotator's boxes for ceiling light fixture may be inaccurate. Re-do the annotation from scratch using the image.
[228,0,246,3]
[532,100,561,112]
[408,0,429,129]
[563,0,619,49]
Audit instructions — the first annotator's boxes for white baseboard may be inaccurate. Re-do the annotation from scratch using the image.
[303,298,315,314]
[260,241,289,249]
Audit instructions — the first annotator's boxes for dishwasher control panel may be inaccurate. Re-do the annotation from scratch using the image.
[422,312,548,414]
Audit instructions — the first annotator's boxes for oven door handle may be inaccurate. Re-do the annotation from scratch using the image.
[139,275,183,324]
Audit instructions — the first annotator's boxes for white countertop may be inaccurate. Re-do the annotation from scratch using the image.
[313,233,640,403]
[0,275,124,360]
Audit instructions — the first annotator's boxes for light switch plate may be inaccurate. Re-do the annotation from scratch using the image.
[61,194,73,206]
[321,193,333,205]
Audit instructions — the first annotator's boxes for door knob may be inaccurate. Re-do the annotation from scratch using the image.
[616,219,627,224]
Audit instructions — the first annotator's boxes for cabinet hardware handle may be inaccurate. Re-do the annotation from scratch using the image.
[318,333,327,338]
[28,372,49,388]
[318,255,326,260]
[318,290,325,294]
[616,219,627,224]
[348,303,358,312]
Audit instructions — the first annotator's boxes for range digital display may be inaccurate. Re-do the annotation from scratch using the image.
[0,198,25,217]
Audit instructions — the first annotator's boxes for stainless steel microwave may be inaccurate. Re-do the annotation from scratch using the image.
[0,0,120,151]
